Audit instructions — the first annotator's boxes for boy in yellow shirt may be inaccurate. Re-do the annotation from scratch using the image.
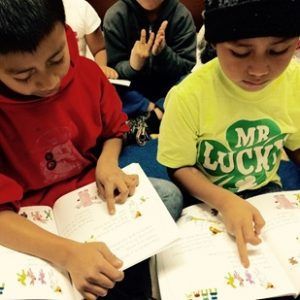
[158,0,300,268]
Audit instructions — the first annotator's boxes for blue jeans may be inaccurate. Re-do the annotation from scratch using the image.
[149,177,183,221]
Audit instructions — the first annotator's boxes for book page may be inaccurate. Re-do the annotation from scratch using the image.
[53,163,179,270]
[247,190,300,293]
[157,204,297,300]
[0,206,75,300]
[18,205,58,233]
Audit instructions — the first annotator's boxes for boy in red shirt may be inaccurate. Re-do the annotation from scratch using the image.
[0,0,182,299]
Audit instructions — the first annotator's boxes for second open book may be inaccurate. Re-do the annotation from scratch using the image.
[0,163,179,300]
[157,190,300,300]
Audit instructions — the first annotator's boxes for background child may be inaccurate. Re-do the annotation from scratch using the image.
[158,0,300,268]
[103,0,197,139]
[62,0,118,79]
[0,0,183,299]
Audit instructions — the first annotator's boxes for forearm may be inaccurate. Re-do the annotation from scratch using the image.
[0,210,77,268]
[97,138,123,166]
[85,28,106,65]
[103,30,138,78]
[173,166,238,211]
[114,60,139,79]
[94,49,107,67]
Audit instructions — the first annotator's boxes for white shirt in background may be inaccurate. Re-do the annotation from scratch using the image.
[62,0,101,59]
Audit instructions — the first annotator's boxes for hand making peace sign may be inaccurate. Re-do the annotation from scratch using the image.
[130,28,155,71]
[129,20,168,71]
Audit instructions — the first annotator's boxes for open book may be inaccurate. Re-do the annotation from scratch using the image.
[0,163,179,300]
[157,190,300,300]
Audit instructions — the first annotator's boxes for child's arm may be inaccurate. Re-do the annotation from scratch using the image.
[95,138,138,214]
[85,28,119,79]
[171,166,265,268]
[0,210,124,299]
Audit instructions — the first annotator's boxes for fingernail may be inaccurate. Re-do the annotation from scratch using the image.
[111,256,121,268]
[116,258,123,265]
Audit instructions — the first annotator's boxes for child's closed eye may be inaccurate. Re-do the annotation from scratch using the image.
[230,50,250,58]
[269,48,289,56]
[14,74,32,83]
[49,56,64,66]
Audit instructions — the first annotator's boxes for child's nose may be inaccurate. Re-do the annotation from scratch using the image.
[35,72,59,91]
[247,57,270,77]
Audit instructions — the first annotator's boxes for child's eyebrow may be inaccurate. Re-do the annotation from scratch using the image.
[47,44,65,61]
[6,44,66,74]
[6,67,33,75]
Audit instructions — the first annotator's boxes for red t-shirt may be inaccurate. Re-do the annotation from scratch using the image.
[0,26,128,211]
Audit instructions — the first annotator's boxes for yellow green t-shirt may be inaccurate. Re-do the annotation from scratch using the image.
[157,58,300,193]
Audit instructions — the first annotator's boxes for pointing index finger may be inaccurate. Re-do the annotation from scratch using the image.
[235,228,249,268]
[104,182,116,215]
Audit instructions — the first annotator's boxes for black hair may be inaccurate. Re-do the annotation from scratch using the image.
[0,0,65,54]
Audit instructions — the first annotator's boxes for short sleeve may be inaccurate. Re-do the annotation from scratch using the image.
[83,1,101,35]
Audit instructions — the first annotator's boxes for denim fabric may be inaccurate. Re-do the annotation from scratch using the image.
[149,177,183,221]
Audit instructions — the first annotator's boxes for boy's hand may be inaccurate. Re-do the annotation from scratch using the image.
[100,66,119,79]
[65,241,124,299]
[219,195,265,268]
[152,21,168,56]
[130,29,155,71]
[95,164,139,214]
